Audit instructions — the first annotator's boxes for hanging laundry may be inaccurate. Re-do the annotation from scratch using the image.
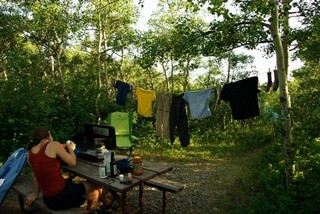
[263,106,279,122]
[155,93,172,139]
[183,88,214,119]
[169,93,190,147]
[114,80,131,106]
[220,76,261,120]
[266,71,272,92]
[135,87,156,117]
[272,69,279,91]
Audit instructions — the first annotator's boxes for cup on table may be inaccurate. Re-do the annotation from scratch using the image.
[99,165,106,178]
[119,174,124,182]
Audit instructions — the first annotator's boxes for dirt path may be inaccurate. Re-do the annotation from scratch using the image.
[0,147,266,214]
[1,190,23,213]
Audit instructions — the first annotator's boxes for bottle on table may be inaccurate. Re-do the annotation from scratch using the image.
[132,155,143,176]
[104,150,111,176]
[99,164,106,178]
[110,151,117,177]
[127,172,132,182]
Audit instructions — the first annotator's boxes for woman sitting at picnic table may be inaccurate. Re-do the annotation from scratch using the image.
[24,126,111,211]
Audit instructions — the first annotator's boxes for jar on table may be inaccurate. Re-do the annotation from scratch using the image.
[132,155,143,175]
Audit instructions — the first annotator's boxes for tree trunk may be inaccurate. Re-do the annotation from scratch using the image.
[270,0,293,186]
[282,0,291,76]
[170,56,174,93]
[103,29,109,95]
[183,56,191,92]
[161,61,170,93]
[95,7,103,122]
[53,28,71,109]
[226,52,231,83]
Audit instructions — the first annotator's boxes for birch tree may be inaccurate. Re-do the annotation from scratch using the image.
[187,0,318,186]
[79,0,137,119]
[141,0,206,93]
[23,0,78,109]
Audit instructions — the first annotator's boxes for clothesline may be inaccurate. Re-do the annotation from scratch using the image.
[257,71,270,76]
[113,77,268,148]
[256,67,278,76]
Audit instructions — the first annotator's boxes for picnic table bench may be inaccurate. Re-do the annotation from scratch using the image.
[145,177,186,214]
[11,176,89,214]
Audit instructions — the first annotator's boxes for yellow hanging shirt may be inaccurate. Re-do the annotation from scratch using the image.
[135,87,156,117]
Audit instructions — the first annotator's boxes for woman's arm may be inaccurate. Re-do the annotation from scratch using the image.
[25,172,40,206]
[54,141,77,166]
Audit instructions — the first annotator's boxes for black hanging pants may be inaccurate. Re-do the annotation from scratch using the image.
[169,93,190,147]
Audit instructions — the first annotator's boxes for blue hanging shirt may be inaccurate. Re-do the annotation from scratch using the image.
[183,88,213,119]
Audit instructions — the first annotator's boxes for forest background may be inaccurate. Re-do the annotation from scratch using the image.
[0,0,320,213]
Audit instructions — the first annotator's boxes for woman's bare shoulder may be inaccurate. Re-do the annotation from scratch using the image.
[51,141,62,145]
[46,141,63,157]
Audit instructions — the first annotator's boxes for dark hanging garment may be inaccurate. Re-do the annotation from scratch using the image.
[114,80,131,106]
[155,93,172,139]
[169,93,190,147]
[272,69,279,91]
[266,71,272,92]
[220,76,261,120]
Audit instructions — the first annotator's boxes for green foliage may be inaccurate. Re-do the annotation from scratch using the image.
[293,0,320,62]
[247,141,292,213]
[0,1,320,214]
[291,63,320,139]
[243,63,320,213]
[291,137,320,213]
[247,136,320,214]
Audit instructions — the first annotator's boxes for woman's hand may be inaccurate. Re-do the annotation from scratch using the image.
[24,192,37,207]
[56,141,77,166]
[66,141,76,151]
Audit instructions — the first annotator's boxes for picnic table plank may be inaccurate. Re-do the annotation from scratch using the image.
[62,161,142,193]
[145,177,186,193]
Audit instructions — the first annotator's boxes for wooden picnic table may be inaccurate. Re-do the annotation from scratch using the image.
[62,156,173,214]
